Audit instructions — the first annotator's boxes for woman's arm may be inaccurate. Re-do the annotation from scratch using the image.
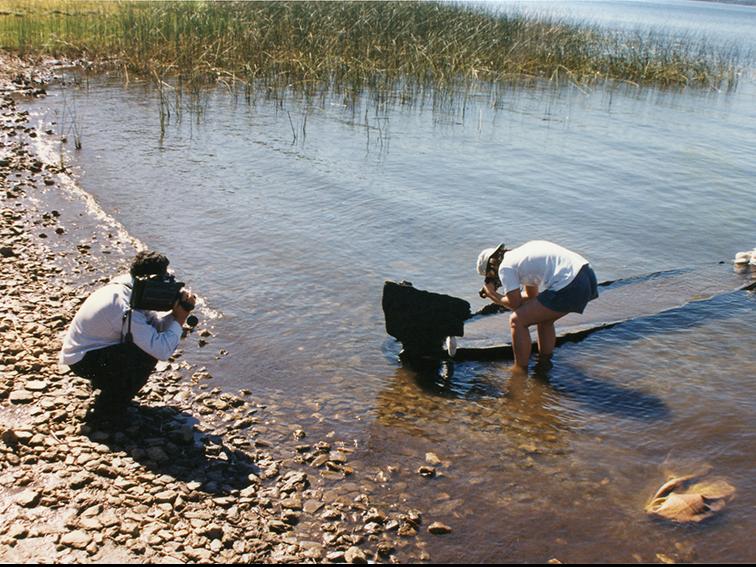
[482,282,524,310]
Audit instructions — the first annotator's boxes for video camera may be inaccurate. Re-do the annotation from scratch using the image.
[131,274,194,312]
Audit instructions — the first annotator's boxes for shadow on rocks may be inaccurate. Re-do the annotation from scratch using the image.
[83,403,260,495]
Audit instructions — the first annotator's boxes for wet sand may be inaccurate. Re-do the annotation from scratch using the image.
[0,54,435,564]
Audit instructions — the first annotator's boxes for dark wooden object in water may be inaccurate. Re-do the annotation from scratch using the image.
[383,278,756,362]
[382,281,470,358]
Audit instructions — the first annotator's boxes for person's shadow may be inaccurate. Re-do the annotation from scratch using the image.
[83,404,260,495]
[396,353,670,421]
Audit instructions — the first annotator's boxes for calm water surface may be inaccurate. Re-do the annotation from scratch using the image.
[29,2,756,562]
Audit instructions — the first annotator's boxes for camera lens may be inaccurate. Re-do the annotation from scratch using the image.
[186,315,199,328]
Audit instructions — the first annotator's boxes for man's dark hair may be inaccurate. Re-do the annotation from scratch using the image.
[130,251,170,278]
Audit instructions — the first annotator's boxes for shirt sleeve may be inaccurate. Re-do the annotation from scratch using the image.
[498,263,521,294]
[127,309,182,361]
[150,311,182,332]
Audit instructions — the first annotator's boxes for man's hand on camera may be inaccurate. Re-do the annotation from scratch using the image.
[172,290,196,326]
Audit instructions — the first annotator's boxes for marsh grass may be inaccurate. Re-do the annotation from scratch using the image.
[0,1,744,99]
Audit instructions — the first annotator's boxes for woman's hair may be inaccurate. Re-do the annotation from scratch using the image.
[130,251,170,278]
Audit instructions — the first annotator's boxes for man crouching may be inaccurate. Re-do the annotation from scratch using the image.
[59,251,196,419]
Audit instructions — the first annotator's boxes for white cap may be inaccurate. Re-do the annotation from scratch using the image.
[476,243,506,276]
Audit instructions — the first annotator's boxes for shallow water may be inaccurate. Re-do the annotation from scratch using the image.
[26,2,756,562]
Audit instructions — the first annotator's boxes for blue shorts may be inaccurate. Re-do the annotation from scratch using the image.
[537,264,598,314]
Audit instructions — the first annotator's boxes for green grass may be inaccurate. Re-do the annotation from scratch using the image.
[0,0,744,95]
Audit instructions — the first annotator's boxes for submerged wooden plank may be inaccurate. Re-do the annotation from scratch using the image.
[454,267,754,361]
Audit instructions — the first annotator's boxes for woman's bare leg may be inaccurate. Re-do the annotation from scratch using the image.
[509,300,566,370]
[537,321,557,356]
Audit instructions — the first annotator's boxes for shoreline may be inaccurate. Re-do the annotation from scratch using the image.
[0,54,434,564]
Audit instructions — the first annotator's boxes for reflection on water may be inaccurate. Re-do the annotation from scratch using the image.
[395,349,671,421]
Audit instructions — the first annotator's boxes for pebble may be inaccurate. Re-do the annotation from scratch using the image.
[16,489,41,507]
[60,530,92,549]
[417,466,436,478]
[15,430,34,444]
[0,55,433,565]
[427,522,452,535]
[326,550,346,562]
[397,524,418,537]
[146,447,169,463]
[2,429,20,447]
[425,452,442,466]
[345,546,368,564]
[155,490,178,504]
[8,524,29,539]
[9,389,34,404]
[25,379,48,391]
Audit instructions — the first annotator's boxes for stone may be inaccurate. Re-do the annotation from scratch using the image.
[185,547,213,562]
[377,541,395,557]
[364,522,381,534]
[69,472,93,489]
[200,525,224,540]
[16,489,40,507]
[311,454,329,468]
[2,429,19,447]
[417,466,436,478]
[326,551,346,562]
[344,546,368,564]
[302,543,324,560]
[8,524,28,539]
[146,447,169,463]
[425,452,442,466]
[155,490,178,504]
[428,521,452,534]
[281,496,302,510]
[24,379,47,391]
[268,520,289,534]
[397,523,417,537]
[13,430,34,444]
[303,499,324,514]
[60,530,92,549]
[9,389,34,404]
[79,517,102,530]
[364,508,387,524]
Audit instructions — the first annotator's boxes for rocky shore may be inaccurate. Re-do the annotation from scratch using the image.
[0,54,440,564]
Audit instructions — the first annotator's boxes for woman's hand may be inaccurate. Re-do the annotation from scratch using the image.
[482,281,504,303]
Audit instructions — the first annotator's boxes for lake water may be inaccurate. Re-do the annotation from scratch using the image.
[28,1,756,562]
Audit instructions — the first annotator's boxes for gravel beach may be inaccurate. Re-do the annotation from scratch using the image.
[0,54,436,564]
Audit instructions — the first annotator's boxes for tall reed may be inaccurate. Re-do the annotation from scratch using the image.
[0,1,744,94]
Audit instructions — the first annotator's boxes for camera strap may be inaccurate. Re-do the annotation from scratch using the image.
[121,279,135,345]
[122,309,134,344]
